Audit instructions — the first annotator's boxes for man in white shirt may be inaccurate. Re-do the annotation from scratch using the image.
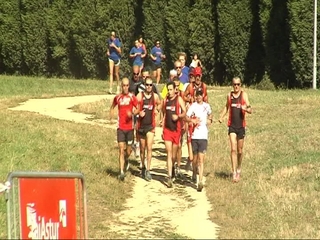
[186,89,213,192]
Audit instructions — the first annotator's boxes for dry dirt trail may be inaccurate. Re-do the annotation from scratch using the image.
[10,94,220,239]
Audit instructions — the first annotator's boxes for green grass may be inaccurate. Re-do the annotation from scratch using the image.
[1,75,320,238]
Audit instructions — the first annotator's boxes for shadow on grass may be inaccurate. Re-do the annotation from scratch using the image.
[103,167,119,178]
[214,171,232,179]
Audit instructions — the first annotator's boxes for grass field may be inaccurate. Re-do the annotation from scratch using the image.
[0,75,320,238]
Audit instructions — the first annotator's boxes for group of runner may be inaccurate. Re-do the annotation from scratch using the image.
[108,31,252,192]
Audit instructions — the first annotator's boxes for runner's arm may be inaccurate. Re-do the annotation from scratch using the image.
[218,94,229,123]
[242,92,252,114]
[178,96,186,119]
[109,97,117,121]
[183,85,191,102]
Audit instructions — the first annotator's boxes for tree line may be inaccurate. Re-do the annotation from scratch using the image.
[0,0,318,88]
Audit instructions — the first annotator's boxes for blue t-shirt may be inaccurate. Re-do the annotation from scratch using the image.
[179,73,189,85]
[182,66,190,76]
[151,46,163,65]
[107,38,121,61]
[129,46,145,66]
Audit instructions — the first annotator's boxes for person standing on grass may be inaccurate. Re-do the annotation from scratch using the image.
[110,77,139,181]
[160,82,186,188]
[218,77,252,183]
[138,35,147,72]
[150,40,166,85]
[136,77,162,181]
[186,89,213,192]
[106,31,122,94]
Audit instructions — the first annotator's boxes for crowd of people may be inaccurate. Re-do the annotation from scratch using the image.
[108,31,252,192]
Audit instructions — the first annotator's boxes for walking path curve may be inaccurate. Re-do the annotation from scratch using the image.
[9,94,220,239]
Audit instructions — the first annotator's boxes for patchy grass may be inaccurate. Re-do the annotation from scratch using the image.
[75,86,320,238]
[1,75,320,239]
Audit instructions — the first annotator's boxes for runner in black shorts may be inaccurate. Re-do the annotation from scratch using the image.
[219,77,252,183]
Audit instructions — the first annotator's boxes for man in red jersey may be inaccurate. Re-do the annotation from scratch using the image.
[218,77,252,183]
[110,77,139,181]
[160,81,186,188]
[136,77,162,181]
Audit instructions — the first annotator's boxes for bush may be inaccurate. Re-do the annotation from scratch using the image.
[254,73,276,91]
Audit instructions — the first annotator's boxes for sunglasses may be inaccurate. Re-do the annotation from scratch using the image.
[142,75,148,78]
[175,67,182,69]
[233,83,241,86]
[145,83,153,86]
[133,73,139,76]
[122,84,129,87]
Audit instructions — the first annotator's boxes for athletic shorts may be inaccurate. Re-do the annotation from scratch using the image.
[117,129,134,144]
[163,128,181,145]
[191,139,208,154]
[151,62,161,71]
[228,126,246,139]
[137,126,155,138]
[109,58,120,66]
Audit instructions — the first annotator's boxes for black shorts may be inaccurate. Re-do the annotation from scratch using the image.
[151,62,161,71]
[117,129,134,144]
[191,139,208,154]
[228,126,246,139]
[137,126,155,138]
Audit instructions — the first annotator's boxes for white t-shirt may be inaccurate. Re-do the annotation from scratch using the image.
[186,102,212,140]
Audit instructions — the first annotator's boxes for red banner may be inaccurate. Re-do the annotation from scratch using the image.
[19,178,77,239]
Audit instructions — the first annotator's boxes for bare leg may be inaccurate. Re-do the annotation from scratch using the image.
[139,136,146,169]
[109,60,114,92]
[146,131,155,171]
[114,64,120,93]
[229,133,238,181]
[237,138,244,171]
[118,142,126,173]
[156,68,161,84]
[164,141,173,177]
[198,153,205,183]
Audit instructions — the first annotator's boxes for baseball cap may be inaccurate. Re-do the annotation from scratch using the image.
[194,67,202,76]
[195,88,203,96]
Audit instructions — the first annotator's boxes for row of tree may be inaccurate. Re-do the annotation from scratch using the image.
[0,0,318,88]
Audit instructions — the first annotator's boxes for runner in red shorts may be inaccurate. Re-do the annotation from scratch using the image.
[110,77,139,181]
[160,81,186,188]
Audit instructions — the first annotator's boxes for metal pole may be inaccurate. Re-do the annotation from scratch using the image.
[313,0,317,89]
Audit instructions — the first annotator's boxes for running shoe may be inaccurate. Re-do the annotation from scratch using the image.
[124,158,130,172]
[141,167,146,179]
[118,173,125,181]
[197,182,204,192]
[167,177,173,188]
[145,170,152,181]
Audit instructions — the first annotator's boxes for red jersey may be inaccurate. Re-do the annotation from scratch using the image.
[112,93,138,130]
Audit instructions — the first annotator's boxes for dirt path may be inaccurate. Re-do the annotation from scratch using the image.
[9,95,220,239]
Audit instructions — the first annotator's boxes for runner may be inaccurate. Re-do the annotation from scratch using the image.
[150,40,166,85]
[134,67,161,162]
[218,77,252,183]
[175,60,189,85]
[190,53,202,69]
[129,39,146,74]
[106,31,122,94]
[183,67,208,103]
[129,66,141,94]
[186,89,213,192]
[161,76,184,100]
[177,52,190,76]
[160,82,186,188]
[138,35,147,72]
[110,78,139,181]
[136,77,162,181]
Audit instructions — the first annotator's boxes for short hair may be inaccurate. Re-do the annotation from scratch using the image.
[232,77,241,83]
[178,52,187,60]
[166,81,175,89]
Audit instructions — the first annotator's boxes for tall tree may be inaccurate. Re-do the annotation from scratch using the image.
[288,0,315,88]
[217,0,253,83]
[188,0,216,84]
[0,0,25,74]
[142,0,168,71]
[106,0,137,78]
[165,0,191,65]
[46,0,74,77]
[20,0,49,75]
